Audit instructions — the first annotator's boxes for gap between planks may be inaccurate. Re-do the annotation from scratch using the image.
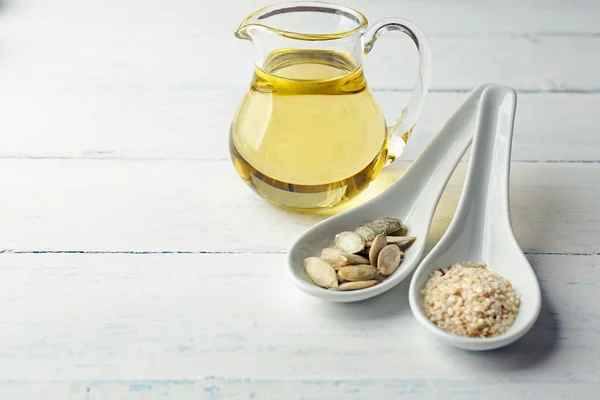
[0,157,599,163]
[3,250,600,256]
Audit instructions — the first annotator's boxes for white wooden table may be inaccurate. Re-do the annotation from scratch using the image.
[1,1,598,398]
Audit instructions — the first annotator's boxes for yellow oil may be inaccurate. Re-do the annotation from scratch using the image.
[230,49,388,210]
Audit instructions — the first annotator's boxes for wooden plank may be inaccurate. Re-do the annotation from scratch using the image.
[0,159,598,254]
[0,381,598,400]
[362,36,600,92]
[3,0,599,39]
[0,91,598,162]
[0,1,599,93]
[1,2,597,399]
[0,253,597,399]
[1,34,597,92]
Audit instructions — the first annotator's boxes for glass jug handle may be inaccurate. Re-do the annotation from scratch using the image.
[364,18,432,162]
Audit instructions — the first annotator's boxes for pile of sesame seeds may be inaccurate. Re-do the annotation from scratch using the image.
[421,261,520,338]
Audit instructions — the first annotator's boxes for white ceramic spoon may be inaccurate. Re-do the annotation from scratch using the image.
[409,86,542,350]
[287,83,499,303]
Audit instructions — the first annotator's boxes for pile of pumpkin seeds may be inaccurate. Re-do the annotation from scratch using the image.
[303,218,416,291]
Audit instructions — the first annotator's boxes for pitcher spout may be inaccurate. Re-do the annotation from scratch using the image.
[235,16,261,40]
[234,23,255,40]
[235,4,275,40]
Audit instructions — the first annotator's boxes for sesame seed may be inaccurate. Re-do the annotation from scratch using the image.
[420,261,520,338]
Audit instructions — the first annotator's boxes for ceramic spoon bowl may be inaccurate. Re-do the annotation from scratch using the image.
[287,83,500,303]
[409,86,542,350]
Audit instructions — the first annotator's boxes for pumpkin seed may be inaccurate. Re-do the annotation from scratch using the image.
[369,233,387,266]
[390,225,408,236]
[303,217,414,291]
[377,245,404,276]
[344,252,370,265]
[303,257,339,288]
[355,225,376,242]
[334,231,365,254]
[361,218,403,236]
[365,235,416,247]
[337,280,379,291]
[386,236,416,246]
[320,247,348,269]
[338,265,379,282]
[321,247,369,269]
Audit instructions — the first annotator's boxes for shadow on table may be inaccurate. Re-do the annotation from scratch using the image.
[317,265,559,371]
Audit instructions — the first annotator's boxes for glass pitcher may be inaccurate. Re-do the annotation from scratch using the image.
[230,1,431,211]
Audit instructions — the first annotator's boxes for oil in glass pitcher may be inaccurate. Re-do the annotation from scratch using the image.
[230,49,388,209]
[230,2,431,211]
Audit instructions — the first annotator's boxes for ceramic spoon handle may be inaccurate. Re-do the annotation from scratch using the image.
[391,83,496,223]
[461,86,518,239]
